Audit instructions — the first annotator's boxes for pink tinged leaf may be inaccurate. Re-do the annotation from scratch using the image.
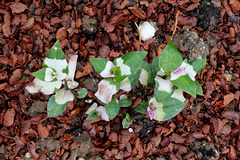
[147,106,154,120]
[55,88,74,104]
[120,77,131,91]
[96,106,110,121]
[66,56,79,89]
[173,67,184,73]
[100,61,116,78]
[170,88,186,102]
[85,102,98,114]
[149,97,165,121]
[95,79,118,104]
[171,62,196,81]
[154,76,173,93]
[26,78,44,94]
[171,62,187,80]
[26,78,62,95]
[66,55,78,81]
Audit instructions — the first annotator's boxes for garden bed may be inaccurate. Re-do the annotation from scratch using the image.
[0,0,240,159]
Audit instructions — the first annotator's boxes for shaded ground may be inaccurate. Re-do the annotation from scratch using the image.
[0,0,240,159]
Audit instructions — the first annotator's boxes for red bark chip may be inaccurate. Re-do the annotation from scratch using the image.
[223,93,235,107]
[3,108,15,127]
[37,122,49,138]
[7,2,28,14]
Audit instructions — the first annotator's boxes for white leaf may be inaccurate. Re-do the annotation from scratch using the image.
[157,68,165,76]
[116,58,131,76]
[44,68,55,82]
[171,88,186,103]
[155,76,173,93]
[100,61,116,78]
[85,102,98,114]
[120,77,131,91]
[44,58,68,80]
[96,106,109,121]
[119,94,128,100]
[139,68,148,86]
[55,88,74,104]
[95,79,118,104]
[26,78,62,95]
[66,55,78,81]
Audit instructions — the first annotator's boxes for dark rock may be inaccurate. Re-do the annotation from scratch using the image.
[173,29,209,61]
[190,141,219,160]
[137,119,154,138]
[81,17,98,37]
[79,76,99,92]
[29,100,47,117]
[197,0,221,30]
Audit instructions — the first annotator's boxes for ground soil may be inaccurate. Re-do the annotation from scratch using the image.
[0,0,240,160]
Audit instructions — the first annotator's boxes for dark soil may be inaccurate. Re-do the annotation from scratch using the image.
[0,0,240,159]
[197,0,221,30]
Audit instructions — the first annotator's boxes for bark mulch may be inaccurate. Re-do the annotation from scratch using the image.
[0,0,240,159]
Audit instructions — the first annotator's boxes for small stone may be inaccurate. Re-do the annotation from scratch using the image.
[81,17,98,37]
[25,152,31,158]
[128,128,133,132]
[139,21,156,41]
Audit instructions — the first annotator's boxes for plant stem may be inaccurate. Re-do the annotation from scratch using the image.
[134,21,141,51]
[171,10,180,40]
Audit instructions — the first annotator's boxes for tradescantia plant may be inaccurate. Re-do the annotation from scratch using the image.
[88,39,206,127]
[87,51,147,121]
[26,41,87,117]
[134,39,206,123]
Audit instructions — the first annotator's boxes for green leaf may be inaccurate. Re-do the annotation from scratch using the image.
[62,66,69,74]
[135,51,148,60]
[154,90,172,103]
[171,75,196,98]
[77,88,88,98]
[189,58,206,73]
[113,67,128,83]
[47,96,69,117]
[134,101,148,114]
[46,40,66,60]
[139,61,154,86]
[113,51,147,78]
[129,68,141,88]
[89,58,109,75]
[122,113,133,129]
[31,68,48,81]
[152,57,161,78]
[161,97,187,121]
[105,98,120,120]
[195,81,203,96]
[119,99,132,107]
[86,111,98,120]
[154,77,173,102]
[159,39,183,75]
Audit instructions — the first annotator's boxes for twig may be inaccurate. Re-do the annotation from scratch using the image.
[171,10,180,40]
[134,21,141,51]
